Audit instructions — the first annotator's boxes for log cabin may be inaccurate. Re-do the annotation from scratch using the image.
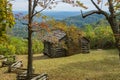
[43,29,90,58]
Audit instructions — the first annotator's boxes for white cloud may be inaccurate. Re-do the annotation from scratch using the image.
[11,0,108,11]
[11,0,28,11]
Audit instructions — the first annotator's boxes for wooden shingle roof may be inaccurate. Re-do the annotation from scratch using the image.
[43,30,66,43]
[82,37,90,42]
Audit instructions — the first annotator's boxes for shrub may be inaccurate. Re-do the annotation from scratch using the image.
[32,39,44,54]
[8,37,28,54]
[84,25,115,49]
[0,44,16,56]
[0,36,44,55]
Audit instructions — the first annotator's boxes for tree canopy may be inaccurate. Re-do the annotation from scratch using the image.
[0,0,15,39]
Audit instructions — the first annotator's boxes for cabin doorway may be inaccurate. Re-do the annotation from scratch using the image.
[44,42,51,56]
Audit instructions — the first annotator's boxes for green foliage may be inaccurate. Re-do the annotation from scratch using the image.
[62,14,104,27]
[0,0,15,27]
[8,37,28,55]
[0,0,15,43]
[65,26,84,54]
[0,43,16,56]
[32,39,44,54]
[47,20,84,54]
[0,36,44,55]
[85,25,115,49]
[11,25,28,38]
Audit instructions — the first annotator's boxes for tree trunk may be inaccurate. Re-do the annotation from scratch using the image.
[27,29,33,80]
[107,17,120,59]
[115,37,120,60]
[27,0,33,79]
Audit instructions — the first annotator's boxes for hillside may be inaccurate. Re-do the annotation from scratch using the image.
[13,11,81,20]
[11,12,108,37]
[62,14,105,27]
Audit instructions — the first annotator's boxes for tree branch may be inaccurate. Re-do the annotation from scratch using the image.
[32,0,38,16]
[81,0,109,20]
[81,10,109,20]
[91,0,101,11]
[81,10,101,18]
[108,0,115,17]
[32,8,46,18]
[91,0,109,19]
[31,0,51,18]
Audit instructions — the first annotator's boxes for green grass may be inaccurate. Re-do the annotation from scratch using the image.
[0,49,120,80]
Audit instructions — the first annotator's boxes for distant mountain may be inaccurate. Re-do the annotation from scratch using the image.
[13,11,81,20]
[12,11,110,37]
[13,11,107,28]
[62,14,105,27]
[42,11,81,20]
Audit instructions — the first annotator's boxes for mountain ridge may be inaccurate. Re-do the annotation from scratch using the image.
[13,11,105,28]
[62,14,105,27]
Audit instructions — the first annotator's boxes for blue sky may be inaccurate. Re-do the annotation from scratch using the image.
[11,0,107,11]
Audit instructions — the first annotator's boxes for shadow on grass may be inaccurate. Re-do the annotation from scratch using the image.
[33,54,50,60]
[105,49,118,54]
[55,57,120,80]
[61,57,120,71]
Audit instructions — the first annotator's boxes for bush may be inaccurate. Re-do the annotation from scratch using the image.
[33,39,44,54]
[85,25,115,49]
[0,44,16,56]
[8,37,28,54]
[0,36,44,55]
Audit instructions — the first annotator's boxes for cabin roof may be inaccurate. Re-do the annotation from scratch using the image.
[43,29,66,43]
[81,37,90,42]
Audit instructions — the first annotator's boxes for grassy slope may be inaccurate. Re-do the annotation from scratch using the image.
[0,49,120,80]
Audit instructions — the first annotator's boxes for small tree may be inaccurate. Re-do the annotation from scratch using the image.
[0,0,15,58]
[0,0,15,41]
[27,0,66,79]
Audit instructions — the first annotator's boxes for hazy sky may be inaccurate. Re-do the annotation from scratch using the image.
[11,0,107,11]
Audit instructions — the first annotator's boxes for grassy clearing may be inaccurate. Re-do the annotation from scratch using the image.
[0,49,120,80]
